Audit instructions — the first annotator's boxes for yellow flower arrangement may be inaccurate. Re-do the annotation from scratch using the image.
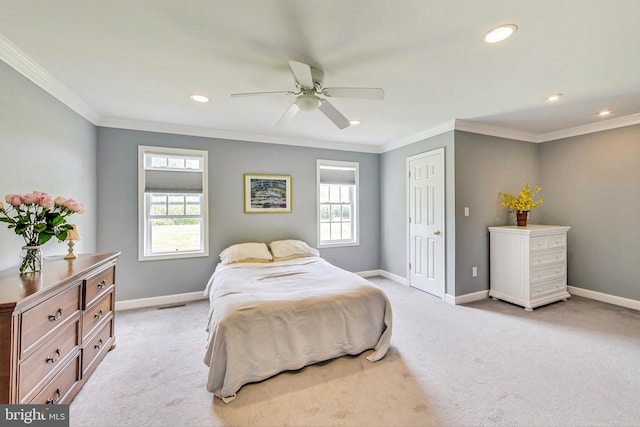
[499,183,544,213]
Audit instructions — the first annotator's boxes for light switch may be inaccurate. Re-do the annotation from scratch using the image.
[464,207,470,217]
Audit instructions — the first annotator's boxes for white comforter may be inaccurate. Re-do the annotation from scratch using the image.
[203,257,392,402]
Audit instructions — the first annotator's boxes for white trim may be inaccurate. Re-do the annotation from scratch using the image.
[356,269,407,285]
[100,117,380,154]
[356,269,382,278]
[0,33,100,124]
[568,286,640,312]
[380,121,455,153]
[379,270,407,285]
[454,115,640,145]
[316,159,360,248]
[115,291,206,311]
[537,113,640,142]
[406,148,446,298]
[454,119,539,142]
[445,290,490,305]
[138,145,209,261]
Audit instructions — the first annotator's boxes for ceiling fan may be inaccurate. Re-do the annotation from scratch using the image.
[231,60,384,129]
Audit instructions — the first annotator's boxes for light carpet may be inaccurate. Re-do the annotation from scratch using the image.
[69,277,640,427]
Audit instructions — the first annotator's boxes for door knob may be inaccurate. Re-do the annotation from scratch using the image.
[433,230,441,236]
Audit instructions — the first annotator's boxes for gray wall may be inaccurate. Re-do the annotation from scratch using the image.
[0,61,97,270]
[454,131,540,296]
[380,131,457,296]
[96,128,380,301]
[539,125,640,300]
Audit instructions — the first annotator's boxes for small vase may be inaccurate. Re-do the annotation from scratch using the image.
[516,212,528,227]
[20,245,43,273]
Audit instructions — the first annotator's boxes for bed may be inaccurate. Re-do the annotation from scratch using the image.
[203,240,393,402]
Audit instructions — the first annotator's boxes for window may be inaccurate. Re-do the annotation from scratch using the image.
[317,160,359,247]
[138,146,208,261]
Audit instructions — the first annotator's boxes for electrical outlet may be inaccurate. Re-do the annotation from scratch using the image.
[472,266,478,277]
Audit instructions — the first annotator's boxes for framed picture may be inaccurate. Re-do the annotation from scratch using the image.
[244,174,292,213]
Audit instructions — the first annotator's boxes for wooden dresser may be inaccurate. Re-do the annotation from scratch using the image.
[0,252,120,404]
[489,225,570,311]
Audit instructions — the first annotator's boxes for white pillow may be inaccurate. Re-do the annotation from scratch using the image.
[269,239,319,261]
[219,242,273,264]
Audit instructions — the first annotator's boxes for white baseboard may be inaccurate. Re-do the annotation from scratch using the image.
[356,269,407,285]
[356,269,383,278]
[568,286,640,311]
[116,291,207,311]
[445,290,489,305]
[114,276,638,314]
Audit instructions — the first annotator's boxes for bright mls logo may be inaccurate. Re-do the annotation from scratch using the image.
[1,405,69,427]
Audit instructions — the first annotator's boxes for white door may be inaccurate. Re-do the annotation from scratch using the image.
[407,148,445,298]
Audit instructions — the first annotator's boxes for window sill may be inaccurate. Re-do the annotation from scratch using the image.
[318,241,359,249]
[139,251,209,262]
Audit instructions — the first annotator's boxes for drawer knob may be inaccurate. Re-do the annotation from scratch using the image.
[555,269,560,273]
[48,307,63,321]
[46,387,61,405]
[97,280,107,289]
[45,347,61,364]
[94,338,104,350]
[94,309,103,320]
[537,272,542,276]
[537,257,541,262]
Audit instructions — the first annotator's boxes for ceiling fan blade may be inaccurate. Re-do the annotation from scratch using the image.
[276,103,300,126]
[319,99,350,129]
[322,87,385,100]
[231,91,296,98]
[288,60,315,89]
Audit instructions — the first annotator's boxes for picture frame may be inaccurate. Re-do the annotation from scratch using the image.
[244,173,292,213]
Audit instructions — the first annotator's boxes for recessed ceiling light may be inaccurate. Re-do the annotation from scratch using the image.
[349,120,361,126]
[598,110,612,117]
[483,24,518,44]
[546,93,563,102]
[190,94,210,103]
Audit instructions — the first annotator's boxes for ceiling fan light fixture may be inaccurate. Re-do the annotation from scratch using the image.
[483,24,518,44]
[295,94,322,112]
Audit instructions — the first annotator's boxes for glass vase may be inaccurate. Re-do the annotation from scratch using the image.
[20,245,43,273]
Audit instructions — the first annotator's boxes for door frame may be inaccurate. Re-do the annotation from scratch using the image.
[406,147,446,298]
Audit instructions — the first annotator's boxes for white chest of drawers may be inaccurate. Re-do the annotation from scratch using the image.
[488,225,571,311]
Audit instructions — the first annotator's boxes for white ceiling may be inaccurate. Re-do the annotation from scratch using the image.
[1,0,639,153]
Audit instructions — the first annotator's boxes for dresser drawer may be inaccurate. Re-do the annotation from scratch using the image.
[530,249,565,267]
[84,266,115,309]
[27,354,80,405]
[82,291,113,338]
[19,319,80,399]
[531,264,566,284]
[21,283,81,358]
[530,236,549,251]
[82,317,114,377]
[530,279,566,298]
[548,234,566,249]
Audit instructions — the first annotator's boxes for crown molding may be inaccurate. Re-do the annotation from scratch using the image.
[98,117,380,154]
[454,120,540,142]
[4,32,639,151]
[537,113,640,142]
[380,121,456,153]
[0,32,100,124]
